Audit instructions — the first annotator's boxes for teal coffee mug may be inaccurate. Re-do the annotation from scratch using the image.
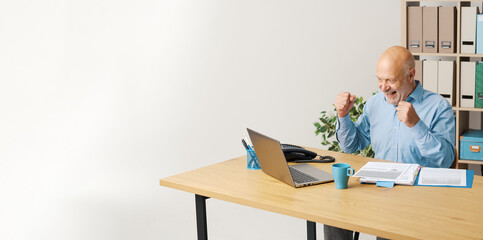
[332,163,355,189]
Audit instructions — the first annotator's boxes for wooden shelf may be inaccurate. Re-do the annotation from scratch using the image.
[412,52,483,57]
[405,0,462,2]
[458,160,483,165]
[459,54,483,57]
[458,107,483,112]
[404,0,483,2]
[412,52,458,57]
[402,0,483,169]
[453,107,483,112]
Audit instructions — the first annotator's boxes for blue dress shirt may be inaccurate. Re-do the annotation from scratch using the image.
[336,81,455,168]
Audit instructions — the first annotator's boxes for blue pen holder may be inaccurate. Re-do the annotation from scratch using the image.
[246,149,261,170]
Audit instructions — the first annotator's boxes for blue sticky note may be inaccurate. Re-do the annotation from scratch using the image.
[376,181,395,188]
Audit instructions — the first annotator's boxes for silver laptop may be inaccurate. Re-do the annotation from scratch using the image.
[247,128,333,188]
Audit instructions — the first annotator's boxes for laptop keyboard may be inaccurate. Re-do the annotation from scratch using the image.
[289,167,319,184]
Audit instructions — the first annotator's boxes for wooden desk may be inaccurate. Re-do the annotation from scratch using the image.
[160,148,483,240]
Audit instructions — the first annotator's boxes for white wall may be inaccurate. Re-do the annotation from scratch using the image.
[0,1,399,239]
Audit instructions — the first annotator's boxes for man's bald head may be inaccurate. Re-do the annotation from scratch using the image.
[377,46,415,79]
[376,46,417,105]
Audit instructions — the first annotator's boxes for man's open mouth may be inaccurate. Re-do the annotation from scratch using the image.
[386,91,397,98]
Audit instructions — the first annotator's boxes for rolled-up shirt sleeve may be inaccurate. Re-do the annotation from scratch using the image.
[336,113,371,154]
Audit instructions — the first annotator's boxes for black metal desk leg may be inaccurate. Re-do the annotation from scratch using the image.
[353,231,360,240]
[195,194,209,240]
[307,220,316,240]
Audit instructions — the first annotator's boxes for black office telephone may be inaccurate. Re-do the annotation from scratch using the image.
[281,144,335,163]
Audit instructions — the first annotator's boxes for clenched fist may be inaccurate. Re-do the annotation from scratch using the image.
[335,92,357,118]
[396,101,420,128]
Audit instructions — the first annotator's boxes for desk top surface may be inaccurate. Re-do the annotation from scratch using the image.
[160,148,483,240]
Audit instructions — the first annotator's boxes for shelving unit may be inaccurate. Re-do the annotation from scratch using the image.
[401,0,483,168]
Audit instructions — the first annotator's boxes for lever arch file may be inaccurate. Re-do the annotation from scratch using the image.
[439,7,456,53]
[461,7,477,54]
[423,60,438,93]
[476,62,483,108]
[415,60,423,86]
[423,7,438,53]
[438,61,455,106]
[408,7,423,53]
[477,14,483,54]
[460,62,476,108]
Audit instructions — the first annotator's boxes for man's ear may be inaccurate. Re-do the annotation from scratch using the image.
[408,67,416,82]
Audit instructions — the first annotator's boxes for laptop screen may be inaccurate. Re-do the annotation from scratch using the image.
[247,128,295,186]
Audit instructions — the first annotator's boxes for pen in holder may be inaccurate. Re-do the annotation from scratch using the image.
[246,149,261,170]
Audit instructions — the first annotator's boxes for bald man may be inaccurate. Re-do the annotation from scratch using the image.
[325,46,455,240]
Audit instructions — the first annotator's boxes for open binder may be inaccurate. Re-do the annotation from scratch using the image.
[415,169,474,188]
[354,162,420,185]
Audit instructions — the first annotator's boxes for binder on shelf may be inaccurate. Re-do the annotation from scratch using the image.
[460,61,476,108]
[461,7,477,54]
[438,7,456,53]
[476,62,483,108]
[415,60,423,86]
[408,7,423,53]
[477,14,483,54]
[423,60,438,93]
[422,7,438,53]
[437,61,455,106]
